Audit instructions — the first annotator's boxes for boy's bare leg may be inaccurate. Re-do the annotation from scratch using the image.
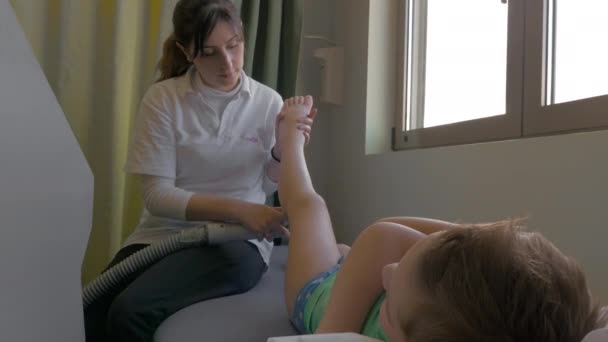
[315,221,426,333]
[278,96,341,317]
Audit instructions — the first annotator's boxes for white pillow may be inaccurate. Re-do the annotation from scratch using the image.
[581,328,608,342]
[267,333,381,342]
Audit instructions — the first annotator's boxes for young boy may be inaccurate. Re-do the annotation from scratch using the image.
[276,96,607,341]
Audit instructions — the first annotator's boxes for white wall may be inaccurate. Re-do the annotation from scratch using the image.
[0,1,93,341]
[300,0,608,303]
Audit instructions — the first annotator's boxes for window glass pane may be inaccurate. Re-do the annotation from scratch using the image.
[420,0,508,128]
[550,0,608,104]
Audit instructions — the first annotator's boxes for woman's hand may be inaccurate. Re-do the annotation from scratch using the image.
[300,107,317,144]
[237,203,289,241]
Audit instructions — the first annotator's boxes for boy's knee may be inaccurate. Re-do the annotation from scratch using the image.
[357,221,422,250]
[361,221,397,239]
[287,193,326,213]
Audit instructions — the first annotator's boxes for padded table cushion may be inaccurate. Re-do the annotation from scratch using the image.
[268,333,381,341]
[154,245,297,341]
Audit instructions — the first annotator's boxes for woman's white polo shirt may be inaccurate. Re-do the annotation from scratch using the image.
[125,68,283,264]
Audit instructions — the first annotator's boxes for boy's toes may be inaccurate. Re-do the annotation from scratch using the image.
[303,95,313,107]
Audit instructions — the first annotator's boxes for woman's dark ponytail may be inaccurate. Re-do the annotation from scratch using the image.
[156,33,192,82]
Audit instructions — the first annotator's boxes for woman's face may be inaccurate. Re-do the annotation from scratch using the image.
[182,21,244,92]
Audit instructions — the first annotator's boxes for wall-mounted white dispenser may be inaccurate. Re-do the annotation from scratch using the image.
[313,46,344,105]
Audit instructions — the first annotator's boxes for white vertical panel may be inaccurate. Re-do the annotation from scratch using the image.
[0,0,93,340]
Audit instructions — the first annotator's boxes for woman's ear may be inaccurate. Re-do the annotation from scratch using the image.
[175,41,192,62]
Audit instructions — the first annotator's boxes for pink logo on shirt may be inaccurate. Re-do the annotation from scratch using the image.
[242,136,259,143]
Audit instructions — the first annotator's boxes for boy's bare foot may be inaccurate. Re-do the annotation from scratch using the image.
[282,96,313,121]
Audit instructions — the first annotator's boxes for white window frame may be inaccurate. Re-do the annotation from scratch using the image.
[523,0,608,136]
[393,0,608,151]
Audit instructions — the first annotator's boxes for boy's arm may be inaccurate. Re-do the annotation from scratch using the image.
[374,217,459,235]
[376,217,503,236]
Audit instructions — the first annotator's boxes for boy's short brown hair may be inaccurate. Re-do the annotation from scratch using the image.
[401,220,606,341]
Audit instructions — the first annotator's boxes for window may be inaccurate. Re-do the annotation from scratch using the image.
[546,1,608,104]
[393,0,608,150]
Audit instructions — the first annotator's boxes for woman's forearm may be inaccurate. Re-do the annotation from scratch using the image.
[185,194,248,222]
[141,175,248,223]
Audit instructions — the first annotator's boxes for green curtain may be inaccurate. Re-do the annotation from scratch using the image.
[10,0,178,284]
[237,0,303,98]
[11,0,302,284]
[235,0,304,208]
